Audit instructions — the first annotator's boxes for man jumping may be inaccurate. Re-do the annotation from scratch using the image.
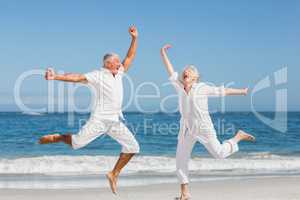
[39,26,140,194]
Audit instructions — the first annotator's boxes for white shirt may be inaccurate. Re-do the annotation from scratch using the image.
[85,67,125,120]
[169,72,225,131]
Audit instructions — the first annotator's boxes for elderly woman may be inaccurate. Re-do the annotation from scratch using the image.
[160,44,255,200]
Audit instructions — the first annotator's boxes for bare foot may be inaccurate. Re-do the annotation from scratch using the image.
[106,172,118,194]
[236,130,256,142]
[174,194,192,200]
[39,134,61,144]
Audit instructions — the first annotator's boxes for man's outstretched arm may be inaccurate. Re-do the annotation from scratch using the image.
[122,26,138,72]
[45,68,87,83]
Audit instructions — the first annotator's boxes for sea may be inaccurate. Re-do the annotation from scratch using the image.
[0,111,299,189]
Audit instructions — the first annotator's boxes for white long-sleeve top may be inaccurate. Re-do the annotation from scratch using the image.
[169,72,225,134]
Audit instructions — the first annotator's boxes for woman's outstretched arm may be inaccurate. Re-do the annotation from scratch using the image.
[224,88,248,96]
[160,44,175,76]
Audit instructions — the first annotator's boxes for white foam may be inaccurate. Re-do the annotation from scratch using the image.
[0,154,300,175]
[21,111,44,116]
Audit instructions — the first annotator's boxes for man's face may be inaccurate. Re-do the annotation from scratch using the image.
[104,56,121,75]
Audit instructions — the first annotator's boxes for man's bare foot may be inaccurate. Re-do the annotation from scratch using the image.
[106,171,118,194]
[236,130,256,142]
[39,134,61,144]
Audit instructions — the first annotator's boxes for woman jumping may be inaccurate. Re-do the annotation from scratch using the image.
[160,44,256,200]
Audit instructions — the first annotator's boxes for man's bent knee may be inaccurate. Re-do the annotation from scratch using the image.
[122,142,140,154]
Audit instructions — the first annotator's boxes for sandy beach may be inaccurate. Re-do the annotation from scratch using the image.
[1,176,299,200]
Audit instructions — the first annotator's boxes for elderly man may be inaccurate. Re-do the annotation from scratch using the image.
[39,26,140,194]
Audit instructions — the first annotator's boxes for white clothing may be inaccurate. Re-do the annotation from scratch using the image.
[71,115,140,153]
[169,72,239,184]
[71,67,140,153]
[176,125,238,184]
[85,66,125,120]
[169,72,225,128]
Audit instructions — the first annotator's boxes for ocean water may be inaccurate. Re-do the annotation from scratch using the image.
[0,112,299,188]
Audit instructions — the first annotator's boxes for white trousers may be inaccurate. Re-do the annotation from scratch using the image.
[71,115,140,154]
[176,126,239,184]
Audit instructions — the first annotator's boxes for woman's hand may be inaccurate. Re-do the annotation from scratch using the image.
[242,88,249,96]
[161,44,172,54]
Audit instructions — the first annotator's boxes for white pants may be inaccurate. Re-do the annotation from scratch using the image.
[71,115,140,154]
[176,126,238,184]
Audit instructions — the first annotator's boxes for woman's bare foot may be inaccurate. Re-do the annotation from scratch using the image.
[39,134,62,144]
[106,171,118,194]
[235,130,256,142]
[175,194,192,200]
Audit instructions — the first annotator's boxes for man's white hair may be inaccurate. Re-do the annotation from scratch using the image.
[181,64,200,82]
[103,53,120,65]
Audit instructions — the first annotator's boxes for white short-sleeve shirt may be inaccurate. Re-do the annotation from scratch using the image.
[169,72,225,131]
[85,67,125,120]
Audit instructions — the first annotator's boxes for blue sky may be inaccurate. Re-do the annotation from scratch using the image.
[0,0,299,111]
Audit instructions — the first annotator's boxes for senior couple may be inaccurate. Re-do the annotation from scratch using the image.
[39,26,255,200]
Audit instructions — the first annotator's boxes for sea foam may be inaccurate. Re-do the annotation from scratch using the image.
[0,154,300,175]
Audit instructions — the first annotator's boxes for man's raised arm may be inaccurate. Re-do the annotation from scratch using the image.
[122,26,138,72]
[45,68,87,83]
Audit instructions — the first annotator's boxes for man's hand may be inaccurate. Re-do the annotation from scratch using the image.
[129,26,138,38]
[45,68,56,80]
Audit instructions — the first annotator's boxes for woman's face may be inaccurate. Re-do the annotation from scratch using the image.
[182,69,198,86]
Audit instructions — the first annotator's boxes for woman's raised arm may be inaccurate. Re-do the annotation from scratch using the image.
[160,44,175,76]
